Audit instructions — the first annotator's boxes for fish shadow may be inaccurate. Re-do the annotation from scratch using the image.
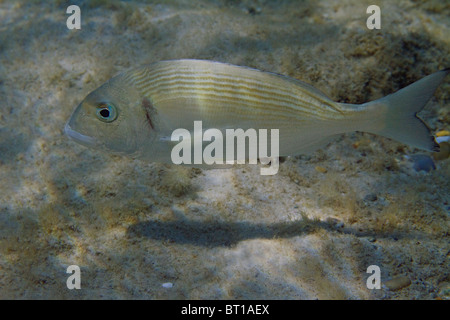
[126,217,425,247]
[127,219,310,247]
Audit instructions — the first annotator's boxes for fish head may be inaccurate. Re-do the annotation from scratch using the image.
[65,75,148,157]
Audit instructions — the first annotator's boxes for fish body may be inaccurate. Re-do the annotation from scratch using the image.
[65,59,448,165]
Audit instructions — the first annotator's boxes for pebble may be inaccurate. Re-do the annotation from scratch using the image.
[408,154,435,172]
[335,221,344,228]
[162,282,173,288]
[352,139,371,149]
[315,166,327,173]
[384,276,411,291]
[325,217,339,225]
[364,193,378,202]
[325,217,344,228]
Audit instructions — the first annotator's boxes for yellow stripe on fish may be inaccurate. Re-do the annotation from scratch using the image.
[127,61,344,121]
[65,59,449,164]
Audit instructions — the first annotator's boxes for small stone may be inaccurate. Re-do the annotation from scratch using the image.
[364,193,378,202]
[246,7,262,15]
[162,282,173,288]
[384,276,411,291]
[409,154,435,172]
[352,139,371,149]
[315,166,327,173]
[326,217,344,228]
[335,222,344,228]
[326,217,339,225]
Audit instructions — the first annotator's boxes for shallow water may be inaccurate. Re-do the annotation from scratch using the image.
[0,0,449,299]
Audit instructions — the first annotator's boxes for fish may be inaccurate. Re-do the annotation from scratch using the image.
[65,59,449,168]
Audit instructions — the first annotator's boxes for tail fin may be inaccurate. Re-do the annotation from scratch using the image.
[362,69,449,151]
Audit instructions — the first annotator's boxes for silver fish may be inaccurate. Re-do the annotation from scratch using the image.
[65,59,448,165]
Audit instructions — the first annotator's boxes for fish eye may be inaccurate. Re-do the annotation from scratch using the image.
[96,103,117,122]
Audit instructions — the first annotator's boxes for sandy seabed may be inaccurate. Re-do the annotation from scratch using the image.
[0,0,449,299]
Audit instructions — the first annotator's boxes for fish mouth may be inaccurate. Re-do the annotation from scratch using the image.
[64,122,96,147]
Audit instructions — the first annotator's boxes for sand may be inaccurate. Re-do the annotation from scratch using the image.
[0,0,449,299]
